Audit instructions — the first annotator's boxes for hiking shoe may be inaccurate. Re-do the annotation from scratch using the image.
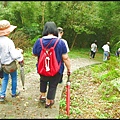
[12,91,20,97]
[39,95,46,103]
[45,100,54,108]
[0,96,5,102]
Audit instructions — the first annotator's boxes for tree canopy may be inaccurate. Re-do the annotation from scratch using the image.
[0,1,120,52]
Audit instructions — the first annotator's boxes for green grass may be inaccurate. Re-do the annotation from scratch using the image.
[69,48,103,62]
[58,48,120,119]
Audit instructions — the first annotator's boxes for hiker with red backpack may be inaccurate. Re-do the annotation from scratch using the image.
[32,21,71,108]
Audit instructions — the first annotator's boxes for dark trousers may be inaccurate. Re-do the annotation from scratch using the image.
[91,51,96,58]
[116,51,119,57]
[40,73,62,100]
[59,74,63,83]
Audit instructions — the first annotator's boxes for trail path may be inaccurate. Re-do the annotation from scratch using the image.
[0,58,101,119]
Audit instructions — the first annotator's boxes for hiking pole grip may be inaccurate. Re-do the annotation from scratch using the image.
[67,69,71,82]
[67,74,70,83]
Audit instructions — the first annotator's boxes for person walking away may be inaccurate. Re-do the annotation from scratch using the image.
[57,27,70,83]
[57,27,70,53]
[90,40,98,59]
[102,42,110,61]
[115,48,120,58]
[32,22,71,108]
[0,20,23,102]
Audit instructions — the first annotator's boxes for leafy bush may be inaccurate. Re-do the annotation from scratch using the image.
[9,30,31,50]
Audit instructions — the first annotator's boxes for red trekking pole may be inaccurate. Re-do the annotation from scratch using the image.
[66,74,70,116]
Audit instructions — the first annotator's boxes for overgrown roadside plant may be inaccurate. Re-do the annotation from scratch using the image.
[58,55,120,119]
[9,30,32,50]
[11,47,119,119]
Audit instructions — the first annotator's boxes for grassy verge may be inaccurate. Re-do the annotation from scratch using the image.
[57,48,120,119]
[21,48,120,119]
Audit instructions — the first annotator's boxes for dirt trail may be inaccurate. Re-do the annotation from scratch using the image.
[0,58,101,119]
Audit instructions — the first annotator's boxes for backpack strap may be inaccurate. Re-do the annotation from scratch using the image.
[40,38,44,49]
[53,39,59,48]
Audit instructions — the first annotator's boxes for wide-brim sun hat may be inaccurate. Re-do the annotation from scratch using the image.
[0,20,17,36]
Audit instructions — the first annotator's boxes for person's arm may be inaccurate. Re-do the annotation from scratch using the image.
[62,53,71,75]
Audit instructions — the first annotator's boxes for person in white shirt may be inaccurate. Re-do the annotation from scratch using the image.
[0,20,23,102]
[102,42,110,61]
[115,48,120,57]
[90,40,97,59]
[57,27,70,83]
[57,27,70,52]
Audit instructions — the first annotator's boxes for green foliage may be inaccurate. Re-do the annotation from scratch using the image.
[112,41,120,53]
[96,110,110,118]
[91,64,105,73]
[96,59,120,102]
[30,35,42,46]
[59,99,66,108]
[0,1,120,53]
[68,48,90,59]
[60,48,119,118]
[57,114,69,119]
[98,81,120,102]
[111,78,120,91]
[9,30,31,51]
[100,70,119,81]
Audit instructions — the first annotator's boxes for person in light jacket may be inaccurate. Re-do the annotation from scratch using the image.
[57,27,70,83]
[115,48,120,57]
[0,20,23,102]
[90,40,98,59]
[102,42,110,61]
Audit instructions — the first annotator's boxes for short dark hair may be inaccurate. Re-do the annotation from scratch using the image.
[42,22,58,37]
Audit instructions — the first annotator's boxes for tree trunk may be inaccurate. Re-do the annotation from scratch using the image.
[70,33,77,50]
[3,1,7,7]
[41,2,46,29]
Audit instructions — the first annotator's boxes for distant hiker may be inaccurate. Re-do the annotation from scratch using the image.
[115,48,120,57]
[57,27,70,53]
[90,40,98,59]
[102,42,110,61]
[57,27,70,83]
[32,21,71,108]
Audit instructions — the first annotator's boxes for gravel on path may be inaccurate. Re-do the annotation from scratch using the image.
[0,58,101,119]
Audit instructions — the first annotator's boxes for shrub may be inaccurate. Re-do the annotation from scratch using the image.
[9,30,31,50]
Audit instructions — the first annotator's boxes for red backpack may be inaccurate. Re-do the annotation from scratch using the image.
[37,38,61,76]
